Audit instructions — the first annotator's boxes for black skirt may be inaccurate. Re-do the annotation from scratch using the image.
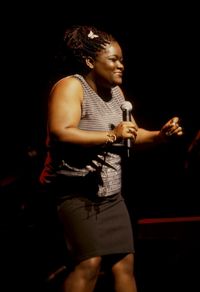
[57,192,134,264]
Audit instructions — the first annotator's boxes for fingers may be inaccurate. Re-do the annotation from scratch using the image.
[127,127,136,134]
[160,116,184,138]
[165,117,183,136]
[170,117,179,125]
[114,122,138,140]
[127,127,138,140]
[166,126,183,136]
[124,123,138,138]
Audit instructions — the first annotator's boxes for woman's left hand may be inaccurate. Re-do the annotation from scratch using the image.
[160,117,183,138]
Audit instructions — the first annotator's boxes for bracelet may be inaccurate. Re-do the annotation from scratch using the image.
[106,132,117,144]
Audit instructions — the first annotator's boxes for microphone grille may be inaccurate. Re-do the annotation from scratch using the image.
[121,101,133,111]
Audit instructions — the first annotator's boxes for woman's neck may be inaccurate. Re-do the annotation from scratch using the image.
[84,75,112,101]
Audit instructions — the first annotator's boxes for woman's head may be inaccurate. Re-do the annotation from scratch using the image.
[63,25,115,68]
[60,25,124,86]
[56,25,121,75]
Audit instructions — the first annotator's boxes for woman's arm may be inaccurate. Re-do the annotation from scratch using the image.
[47,77,137,146]
[135,117,183,146]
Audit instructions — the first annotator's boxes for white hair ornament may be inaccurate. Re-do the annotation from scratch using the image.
[88,30,99,39]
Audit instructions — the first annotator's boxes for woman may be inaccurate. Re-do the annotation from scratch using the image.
[40,25,183,292]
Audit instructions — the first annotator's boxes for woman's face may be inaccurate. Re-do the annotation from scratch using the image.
[92,41,124,87]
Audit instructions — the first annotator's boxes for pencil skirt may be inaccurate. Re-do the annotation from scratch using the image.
[57,192,134,264]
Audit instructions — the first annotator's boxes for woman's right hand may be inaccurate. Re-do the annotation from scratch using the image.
[113,121,138,143]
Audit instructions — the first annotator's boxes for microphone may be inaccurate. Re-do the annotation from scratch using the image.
[121,101,133,157]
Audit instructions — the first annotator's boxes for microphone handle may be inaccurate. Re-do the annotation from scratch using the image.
[123,109,132,157]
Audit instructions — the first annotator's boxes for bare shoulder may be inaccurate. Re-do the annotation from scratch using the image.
[50,75,83,102]
[51,75,83,93]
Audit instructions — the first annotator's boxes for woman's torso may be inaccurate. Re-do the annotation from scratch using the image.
[40,74,125,197]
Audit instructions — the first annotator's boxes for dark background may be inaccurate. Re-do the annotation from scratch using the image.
[0,3,199,292]
[0,1,200,217]
[1,2,199,212]
[1,3,199,177]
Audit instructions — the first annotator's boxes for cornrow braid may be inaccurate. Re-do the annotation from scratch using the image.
[62,25,116,71]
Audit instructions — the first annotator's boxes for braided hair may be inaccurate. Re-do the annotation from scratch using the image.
[55,25,116,76]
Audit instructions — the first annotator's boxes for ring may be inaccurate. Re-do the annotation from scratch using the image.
[166,131,171,136]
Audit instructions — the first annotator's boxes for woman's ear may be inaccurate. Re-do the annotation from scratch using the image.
[85,57,94,69]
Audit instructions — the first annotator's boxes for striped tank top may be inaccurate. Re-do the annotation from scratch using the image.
[40,74,126,197]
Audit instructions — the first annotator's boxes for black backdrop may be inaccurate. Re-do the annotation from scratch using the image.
[0,4,199,292]
[1,3,199,202]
